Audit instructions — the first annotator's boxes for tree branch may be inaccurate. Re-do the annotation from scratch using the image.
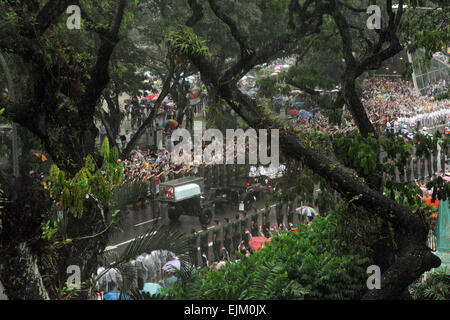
[121,62,176,159]
[186,0,204,28]
[79,0,127,124]
[337,0,367,13]
[207,0,252,58]
[220,2,325,85]
[218,82,440,298]
[34,0,75,36]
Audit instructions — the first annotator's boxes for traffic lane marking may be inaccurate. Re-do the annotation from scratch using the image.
[134,217,161,227]
[107,203,280,251]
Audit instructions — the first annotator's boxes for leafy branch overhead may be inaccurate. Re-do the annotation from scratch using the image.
[46,138,123,219]
[167,26,212,62]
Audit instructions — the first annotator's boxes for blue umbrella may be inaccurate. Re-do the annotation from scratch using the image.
[142,282,162,296]
[103,291,121,300]
[299,112,312,118]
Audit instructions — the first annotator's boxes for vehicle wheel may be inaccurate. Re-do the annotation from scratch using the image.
[243,193,256,211]
[168,209,181,222]
[199,209,212,225]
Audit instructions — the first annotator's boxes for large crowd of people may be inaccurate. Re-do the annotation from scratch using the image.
[287,77,450,135]
[118,135,259,191]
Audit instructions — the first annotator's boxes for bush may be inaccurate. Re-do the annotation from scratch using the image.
[110,181,149,209]
[409,267,450,300]
[167,211,371,300]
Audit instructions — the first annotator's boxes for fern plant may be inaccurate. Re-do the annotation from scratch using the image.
[409,267,450,300]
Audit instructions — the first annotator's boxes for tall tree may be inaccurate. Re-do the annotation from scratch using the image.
[0,0,129,299]
[172,0,447,299]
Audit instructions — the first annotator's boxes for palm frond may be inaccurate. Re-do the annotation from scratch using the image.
[95,222,191,299]
[127,288,164,300]
[117,223,190,264]
[167,263,201,300]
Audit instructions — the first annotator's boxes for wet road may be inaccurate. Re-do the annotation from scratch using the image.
[106,127,450,256]
[105,192,304,256]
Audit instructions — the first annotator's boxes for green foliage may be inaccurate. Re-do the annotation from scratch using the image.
[41,217,63,241]
[409,267,450,300]
[440,134,450,157]
[380,133,414,176]
[99,223,191,300]
[325,107,343,126]
[414,131,440,159]
[167,209,371,300]
[167,26,212,60]
[45,138,123,219]
[256,77,279,98]
[435,89,450,101]
[333,132,378,175]
[427,176,450,202]
[385,181,426,208]
[401,1,449,66]
[257,0,289,13]
[328,196,381,258]
[110,180,149,209]
[282,65,335,92]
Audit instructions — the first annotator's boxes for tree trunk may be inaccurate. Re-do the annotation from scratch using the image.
[0,243,49,300]
[221,84,442,299]
[0,173,52,299]
[104,94,122,141]
[54,198,109,300]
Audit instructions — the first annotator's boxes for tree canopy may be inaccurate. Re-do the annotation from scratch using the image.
[0,0,449,300]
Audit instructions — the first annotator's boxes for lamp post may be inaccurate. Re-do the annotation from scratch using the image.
[0,54,19,177]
